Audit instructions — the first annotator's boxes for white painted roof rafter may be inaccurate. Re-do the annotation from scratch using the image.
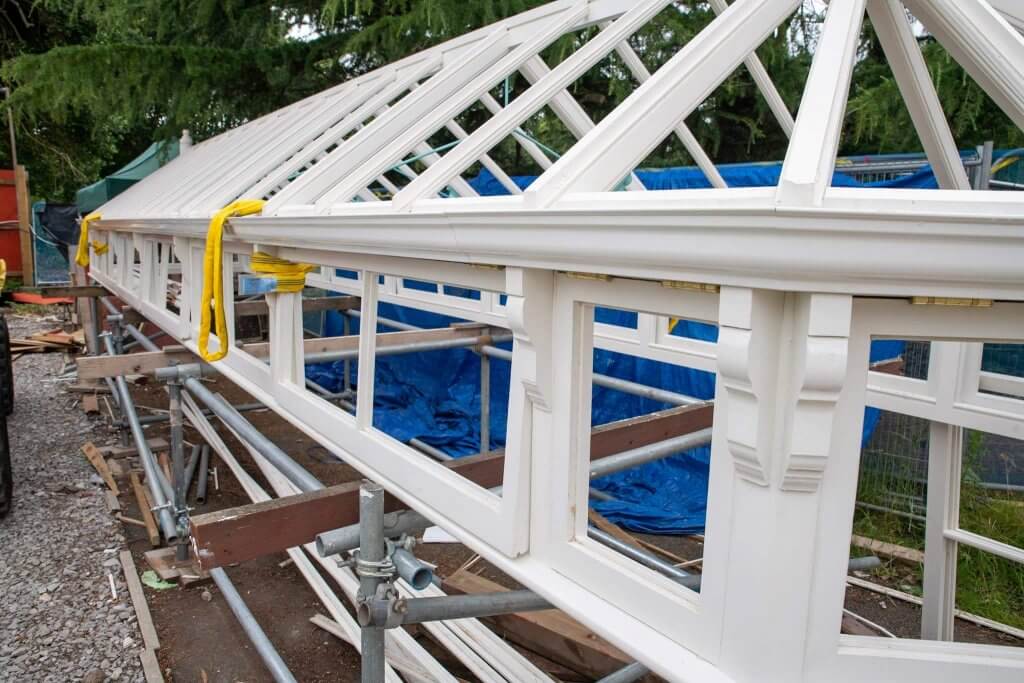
[98,0,1024,299]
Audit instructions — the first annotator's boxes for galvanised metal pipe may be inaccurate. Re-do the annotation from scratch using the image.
[588,526,701,590]
[480,353,491,454]
[361,590,552,628]
[101,334,178,542]
[317,508,432,558]
[168,380,189,560]
[597,661,650,683]
[318,426,710,557]
[408,438,452,462]
[124,322,160,352]
[134,402,266,426]
[848,556,882,573]
[331,396,451,464]
[344,308,419,332]
[99,296,120,317]
[183,444,201,497]
[391,547,434,590]
[592,372,703,406]
[195,445,211,504]
[104,377,121,410]
[358,482,387,683]
[124,329,165,351]
[350,306,704,407]
[479,345,701,407]
[589,428,713,480]
[87,297,101,356]
[303,333,513,365]
[210,567,297,683]
[183,377,323,494]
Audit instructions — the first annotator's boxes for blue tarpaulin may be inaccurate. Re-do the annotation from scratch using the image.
[464,159,941,196]
[307,161,921,535]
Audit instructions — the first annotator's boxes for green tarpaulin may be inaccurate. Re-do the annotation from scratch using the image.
[76,138,179,213]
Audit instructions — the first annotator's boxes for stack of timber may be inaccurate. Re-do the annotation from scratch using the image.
[11,328,83,356]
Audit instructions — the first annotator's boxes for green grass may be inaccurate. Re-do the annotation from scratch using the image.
[852,486,1024,630]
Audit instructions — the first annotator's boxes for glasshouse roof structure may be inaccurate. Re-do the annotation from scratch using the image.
[78,1,1024,682]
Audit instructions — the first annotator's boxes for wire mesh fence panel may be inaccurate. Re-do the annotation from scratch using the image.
[857,409,930,520]
[982,344,1024,379]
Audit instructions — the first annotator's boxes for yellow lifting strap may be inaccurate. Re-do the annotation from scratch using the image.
[74,213,103,267]
[198,199,267,363]
[250,252,316,292]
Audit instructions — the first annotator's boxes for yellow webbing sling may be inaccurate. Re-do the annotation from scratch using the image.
[198,199,314,363]
[74,213,107,267]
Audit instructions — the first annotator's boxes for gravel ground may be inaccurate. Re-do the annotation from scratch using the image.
[0,313,144,683]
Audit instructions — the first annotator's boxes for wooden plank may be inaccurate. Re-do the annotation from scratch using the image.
[851,534,925,566]
[100,438,169,458]
[107,457,126,477]
[840,613,880,637]
[144,546,210,584]
[241,323,502,359]
[191,403,713,569]
[77,325,503,379]
[81,393,100,414]
[130,471,161,547]
[139,648,164,683]
[72,264,99,355]
[120,550,161,650]
[157,452,172,483]
[190,466,497,569]
[24,285,108,298]
[82,442,120,495]
[590,402,713,459]
[233,295,360,317]
[870,357,905,376]
[588,509,644,551]
[443,570,630,678]
[14,166,33,285]
[76,346,195,379]
[67,383,113,395]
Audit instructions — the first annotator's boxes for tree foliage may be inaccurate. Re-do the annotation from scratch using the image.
[1,1,1020,201]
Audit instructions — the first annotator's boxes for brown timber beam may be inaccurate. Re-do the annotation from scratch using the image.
[24,285,109,298]
[76,346,197,379]
[190,403,714,569]
[77,324,506,379]
[233,295,360,317]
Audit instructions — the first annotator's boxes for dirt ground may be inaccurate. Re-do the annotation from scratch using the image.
[42,316,1019,682]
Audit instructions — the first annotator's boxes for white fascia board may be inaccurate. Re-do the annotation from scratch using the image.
[93,187,1024,299]
[98,185,1024,297]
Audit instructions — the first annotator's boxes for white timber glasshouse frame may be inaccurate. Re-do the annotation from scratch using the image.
[85,0,1024,680]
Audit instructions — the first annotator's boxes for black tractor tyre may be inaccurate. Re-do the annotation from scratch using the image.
[0,314,12,416]
[0,416,11,519]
